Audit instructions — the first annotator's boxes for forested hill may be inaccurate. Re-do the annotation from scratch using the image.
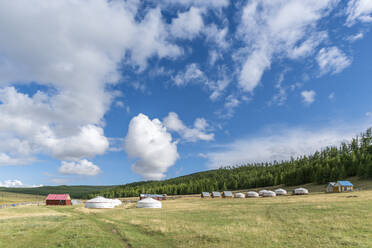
[94,128,372,199]
[0,185,115,199]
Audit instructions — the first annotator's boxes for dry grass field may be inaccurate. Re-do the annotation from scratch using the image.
[0,191,44,205]
[0,186,372,248]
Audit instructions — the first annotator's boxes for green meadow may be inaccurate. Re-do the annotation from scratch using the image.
[1,184,372,248]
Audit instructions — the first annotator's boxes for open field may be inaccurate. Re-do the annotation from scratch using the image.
[0,192,44,205]
[1,189,372,248]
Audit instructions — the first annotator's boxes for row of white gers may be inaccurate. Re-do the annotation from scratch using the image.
[84,196,162,209]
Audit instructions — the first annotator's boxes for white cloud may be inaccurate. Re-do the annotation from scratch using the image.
[59,159,101,176]
[237,0,336,92]
[366,112,372,117]
[301,90,316,105]
[124,113,179,180]
[317,47,351,74]
[205,124,367,169]
[329,92,335,100]
[163,112,214,142]
[346,0,372,26]
[0,0,182,169]
[173,63,206,86]
[0,179,42,188]
[115,101,124,108]
[170,7,204,40]
[204,24,229,49]
[173,64,231,101]
[347,32,364,42]
[159,0,229,8]
[0,153,34,166]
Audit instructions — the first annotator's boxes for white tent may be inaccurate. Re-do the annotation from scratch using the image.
[137,197,162,208]
[258,190,268,196]
[246,191,259,198]
[293,188,309,195]
[234,193,245,198]
[85,196,115,209]
[274,188,287,196]
[262,190,276,197]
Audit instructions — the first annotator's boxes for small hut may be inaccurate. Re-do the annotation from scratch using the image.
[326,182,336,193]
[137,198,162,208]
[274,188,287,196]
[262,190,276,197]
[201,192,211,198]
[212,192,221,198]
[234,193,245,198]
[293,188,309,195]
[331,181,354,192]
[46,194,71,206]
[246,191,259,198]
[222,191,233,198]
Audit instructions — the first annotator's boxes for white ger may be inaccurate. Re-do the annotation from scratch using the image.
[85,196,115,209]
[137,197,162,208]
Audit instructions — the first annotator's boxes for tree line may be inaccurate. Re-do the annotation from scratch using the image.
[92,128,372,199]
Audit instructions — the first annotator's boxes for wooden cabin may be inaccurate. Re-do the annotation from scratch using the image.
[46,194,71,205]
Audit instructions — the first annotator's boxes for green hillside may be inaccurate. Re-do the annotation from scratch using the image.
[94,127,372,198]
[0,185,115,199]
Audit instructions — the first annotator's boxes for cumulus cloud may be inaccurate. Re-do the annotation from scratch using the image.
[317,47,351,75]
[301,90,316,105]
[236,0,336,92]
[205,124,368,169]
[59,159,101,176]
[346,0,372,26]
[163,112,214,142]
[0,0,182,173]
[170,7,204,40]
[124,113,179,180]
[0,179,42,188]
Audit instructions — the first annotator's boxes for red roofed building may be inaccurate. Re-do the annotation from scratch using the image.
[46,194,72,206]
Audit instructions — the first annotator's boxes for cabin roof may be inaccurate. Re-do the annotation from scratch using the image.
[337,181,353,186]
[46,194,70,200]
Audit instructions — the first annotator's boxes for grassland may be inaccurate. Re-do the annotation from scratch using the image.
[1,187,372,248]
[0,192,44,205]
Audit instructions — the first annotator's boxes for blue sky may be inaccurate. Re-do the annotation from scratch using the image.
[0,0,371,187]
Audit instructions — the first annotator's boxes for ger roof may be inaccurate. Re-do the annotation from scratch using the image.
[46,194,70,200]
[337,181,353,186]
